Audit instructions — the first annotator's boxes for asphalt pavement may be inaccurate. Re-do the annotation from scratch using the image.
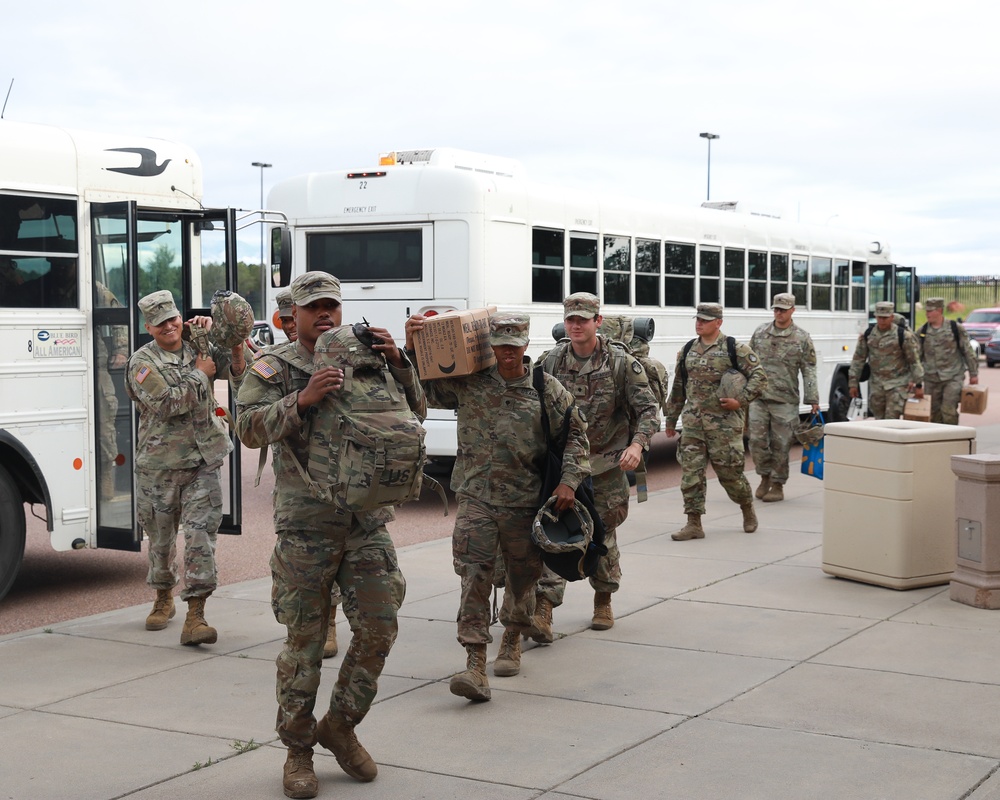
[3,424,1000,800]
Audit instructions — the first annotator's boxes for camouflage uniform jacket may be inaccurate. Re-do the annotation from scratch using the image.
[420,359,590,508]
[126,340,243,470]
[234,340,425,530]
[664,330,767,432]
[919,322,978,382]
[848,324,924,391]
[749,321,819,405]
[539,336,659,476]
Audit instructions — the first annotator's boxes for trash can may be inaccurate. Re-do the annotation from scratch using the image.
[822,419,976,589]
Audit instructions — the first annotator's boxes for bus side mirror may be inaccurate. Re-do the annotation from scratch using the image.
[633,317,655,342]
[271,226,292,288]
[552,322,566,341]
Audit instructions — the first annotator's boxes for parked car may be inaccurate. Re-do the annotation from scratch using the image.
[960,307,1000,347]
[985,329,1000,368]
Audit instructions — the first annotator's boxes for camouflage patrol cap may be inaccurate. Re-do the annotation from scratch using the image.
[924,297,945,311]
[695,302,723,320]
[489,312,530,347]
[209,290,255,349]
[718,368,747,400]
[275,289,294,319]
[563,292,600,320]
[314,325,384,371]
[290,271,342,306]
[874,301,895,317]
[772,293,795,310]
[138,290,180,326]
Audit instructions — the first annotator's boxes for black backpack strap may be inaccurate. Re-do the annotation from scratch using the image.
[951,319,962,352]
[679,338,697,396]
[726,336,738,370]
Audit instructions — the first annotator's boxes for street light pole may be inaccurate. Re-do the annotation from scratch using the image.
[251,162,272,268]
[699,132,719,201]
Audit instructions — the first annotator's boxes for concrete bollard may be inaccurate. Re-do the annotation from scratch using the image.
[950,454,1000,609]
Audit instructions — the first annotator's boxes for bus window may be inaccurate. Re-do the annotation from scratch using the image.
[0,194,79,308]
[531,227,564,303]
[569,233,598,295]
[792,255,808,307]
[664,242,695,307]
[724,248,745,309]
[834,258,850,311]
[851,261,865,311]
[306,229,422,282]
[748,251,767,308]
[699,247,720,304]
[771,253,789,295]
[635,238,660,306]
[603,234,630,305]
[811,256,832,311]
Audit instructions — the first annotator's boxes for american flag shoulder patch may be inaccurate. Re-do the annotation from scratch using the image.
[251,360,278,379]
[135,365,151,384]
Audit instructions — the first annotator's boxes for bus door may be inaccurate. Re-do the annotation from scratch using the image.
[894,266,917,327]
[90,204,242,550]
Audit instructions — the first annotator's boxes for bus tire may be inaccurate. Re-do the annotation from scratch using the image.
[829,371,851,422]
[0,464,26,602]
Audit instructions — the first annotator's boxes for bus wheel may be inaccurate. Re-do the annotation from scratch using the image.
[829,372,851,422]
[0,464,26,602]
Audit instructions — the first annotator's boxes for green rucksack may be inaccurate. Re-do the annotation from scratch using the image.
[274,325,440,513]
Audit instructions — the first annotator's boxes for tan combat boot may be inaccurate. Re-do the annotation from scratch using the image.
[323,604,338,659]
[762,482,784,503]
[316,712,377,782]
[282,747,318,799]
[145,589,175,631]
[524,595,554,644]
[742,503,758,533]
[672,514,705,541]
[449,643,491,702]
[493,628,521,677]
[180,594,218,646]
[592,591,614,630]
[755,475,771,500]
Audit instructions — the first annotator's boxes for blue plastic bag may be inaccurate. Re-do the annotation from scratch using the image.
[800,429,824,480]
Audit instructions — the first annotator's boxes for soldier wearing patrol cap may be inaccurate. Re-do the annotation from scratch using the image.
[126,290,246,646]
[276,289,298,343]
[404,309,590,702]
[664,303,766,540]
[748,293,820,503]
[529,292,660,636]
[849,301,924,419]
[916,297,978,424]
[237,271,420,798]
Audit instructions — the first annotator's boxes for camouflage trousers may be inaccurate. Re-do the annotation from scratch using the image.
[748,400,800,485]
[926,376,964,424]
[453,497,542,645]
[271,516,405,751]
[678,425,753,516]
[495,470,628,606]
[137,463,221,601]
[868,385,908,420]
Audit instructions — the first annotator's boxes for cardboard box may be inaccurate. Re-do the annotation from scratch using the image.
[412,306,496,380]
[902,394,931,422]
[960,384,988,415]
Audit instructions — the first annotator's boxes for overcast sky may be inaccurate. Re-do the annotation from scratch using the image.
[4,0,998,276]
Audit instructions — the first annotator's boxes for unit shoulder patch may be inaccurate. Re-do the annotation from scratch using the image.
[631,361,643,374]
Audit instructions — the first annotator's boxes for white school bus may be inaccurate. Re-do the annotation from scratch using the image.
[265,147,918,460]
[0,120,256,600]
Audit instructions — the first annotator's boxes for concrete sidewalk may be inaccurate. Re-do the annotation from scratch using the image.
[4,428,1000,800]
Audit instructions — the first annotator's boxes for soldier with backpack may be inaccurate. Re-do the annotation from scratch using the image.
[236,271,422,799]
[404,311,590,702]
[849,301,924,419]
[918,297,978,424]
[664,303,766,540]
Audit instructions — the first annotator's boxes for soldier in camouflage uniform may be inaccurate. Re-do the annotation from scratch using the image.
[849,301,924,419]
[276,288,298,342]
[531,293,659,634]
[748,293,819,503]
[236,272,418,799]
[917,297,978,424]
[126,291,246,645]
[664,303,766,540]
[404,311,589,701]
[95,282,129,501]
